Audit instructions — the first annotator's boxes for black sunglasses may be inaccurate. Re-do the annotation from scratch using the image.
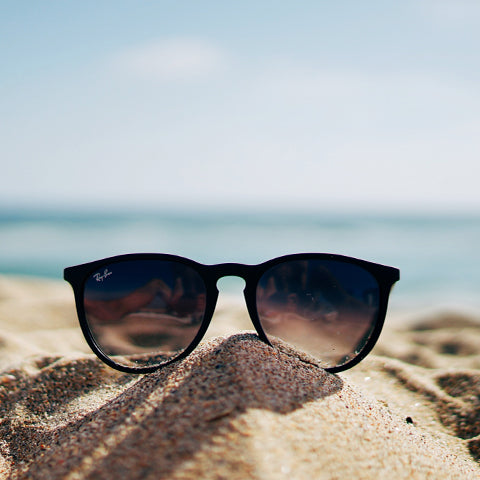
[64,253,399,374]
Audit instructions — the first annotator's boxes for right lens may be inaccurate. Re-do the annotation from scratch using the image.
[256,258,380,368]
[83,259,207,369]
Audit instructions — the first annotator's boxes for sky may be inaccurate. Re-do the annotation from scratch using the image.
[1,1,480,213]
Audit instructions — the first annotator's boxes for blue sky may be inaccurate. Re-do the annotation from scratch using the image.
[1,1,479,212]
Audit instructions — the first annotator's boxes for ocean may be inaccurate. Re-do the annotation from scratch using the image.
[0,207,479,311]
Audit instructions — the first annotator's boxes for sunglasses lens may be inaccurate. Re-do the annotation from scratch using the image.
[256,259,380,368]
[83,260,207,369]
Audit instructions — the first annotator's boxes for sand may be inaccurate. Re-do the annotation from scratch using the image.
[1,275,480,479]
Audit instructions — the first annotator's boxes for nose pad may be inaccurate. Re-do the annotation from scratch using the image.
[203,277,251,339]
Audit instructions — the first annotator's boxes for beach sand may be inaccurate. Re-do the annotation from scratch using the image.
[1,275,480,479]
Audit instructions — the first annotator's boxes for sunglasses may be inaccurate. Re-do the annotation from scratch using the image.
[64,253,399,373]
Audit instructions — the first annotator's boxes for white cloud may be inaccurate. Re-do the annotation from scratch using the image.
[113,38,226,82]
[3,39,479,213]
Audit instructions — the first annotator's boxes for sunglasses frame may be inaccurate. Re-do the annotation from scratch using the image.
[64,253,399,374]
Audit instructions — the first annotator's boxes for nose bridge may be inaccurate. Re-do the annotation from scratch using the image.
[211,262,252,283]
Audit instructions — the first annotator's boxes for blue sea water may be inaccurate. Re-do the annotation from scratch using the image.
[0,207,479,310]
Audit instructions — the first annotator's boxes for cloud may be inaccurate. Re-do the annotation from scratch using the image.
[113,38,226,82]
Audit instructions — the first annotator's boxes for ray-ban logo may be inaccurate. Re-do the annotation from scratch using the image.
[94,268,113,282]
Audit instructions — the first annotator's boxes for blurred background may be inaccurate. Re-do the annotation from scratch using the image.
[1,1,479,310]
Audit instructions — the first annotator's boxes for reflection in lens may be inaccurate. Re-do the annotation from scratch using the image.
[83,260,206,368]
[256,260,380,368]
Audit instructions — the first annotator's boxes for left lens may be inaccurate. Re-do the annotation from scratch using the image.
[256,258,380,368]
[83,259,206,369]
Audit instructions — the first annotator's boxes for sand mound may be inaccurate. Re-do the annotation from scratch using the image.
[0,334,477,479]
[1,277,480,479]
